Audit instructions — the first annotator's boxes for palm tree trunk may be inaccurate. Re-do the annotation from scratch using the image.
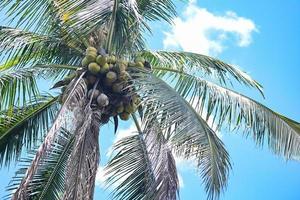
[63,106,102,200]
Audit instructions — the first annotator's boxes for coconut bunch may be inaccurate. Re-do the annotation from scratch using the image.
[57,47,146,124]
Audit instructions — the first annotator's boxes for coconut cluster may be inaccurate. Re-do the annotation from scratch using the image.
[61,47,146,124]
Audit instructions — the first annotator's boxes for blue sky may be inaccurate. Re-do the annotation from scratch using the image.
[1,0,300,199]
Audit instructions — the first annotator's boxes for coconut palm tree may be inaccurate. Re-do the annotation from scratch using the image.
[0,1,299,200]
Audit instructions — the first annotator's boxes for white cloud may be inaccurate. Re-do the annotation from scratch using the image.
[163,0,257,56]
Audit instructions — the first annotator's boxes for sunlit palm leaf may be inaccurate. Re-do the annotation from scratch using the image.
[128,68,231,200]
[105,119,179,200]
[6,128,74,200]
[0,95,59,167]
[0,26,84,70]
[140,50,264,96]
[0,67,39,109]
[157,68,300,160]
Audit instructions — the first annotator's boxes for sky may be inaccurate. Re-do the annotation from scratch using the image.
[1,0,300,199]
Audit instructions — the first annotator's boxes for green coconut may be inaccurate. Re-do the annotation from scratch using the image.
[88,62,101,74]
[86,52,97,62]
[119,112,130,121]
[86,46,97,54]
[135,62,144,68]
[81,57,90,66]
[88,89,100,100]
[108,55,116,64]
[97,93,109,107]
[134,56,145,64]
[100,63,110,74]
[96,55,108,66]
[106,71,117,83]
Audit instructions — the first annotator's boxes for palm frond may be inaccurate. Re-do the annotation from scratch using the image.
[0,26,84,70]
[0,95,59,167]
[0,68,39,109]
[6,128,74,200]
[11,76,88,199]
[63,107,101,200]
[156,68,300,160]
[105,119,179,200]
[140,50,264,96]
[127,68,231,200]
[0,0,69,32]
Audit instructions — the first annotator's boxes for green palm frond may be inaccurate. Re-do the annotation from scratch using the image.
[157,67,300,160]
[140,50,264,96]
[0,0,70,32]
[0,26,84,70]
[6,128,74,200]
[128,68,231,200]
[0,95,59,167]
[0,68,39,109]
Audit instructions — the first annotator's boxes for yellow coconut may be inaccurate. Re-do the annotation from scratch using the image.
[86,47,97,54]
[135,62,144,68]
[88,63,101,74]
[108,55,117,64]
[134,56,145,64]
[100,63,110,74]
[96,55,108,66]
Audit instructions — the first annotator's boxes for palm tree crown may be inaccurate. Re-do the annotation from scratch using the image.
[0,1,299,200]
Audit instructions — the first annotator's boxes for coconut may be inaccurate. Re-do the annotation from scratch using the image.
[86,47,97,54]
[88,62,101,74]
[106,71,117,83]
[118,71,130,81]
[108,55,116,64]
[100,63,110,74]
[135,62,144,68]
[112,82,123,93]
[96,55,108,66]
[88,89,100,100]
[119,112,130,121]
[86,52,97,62]
[81,57,90,66]
[97,93,109,107]
[134,56,145,64]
